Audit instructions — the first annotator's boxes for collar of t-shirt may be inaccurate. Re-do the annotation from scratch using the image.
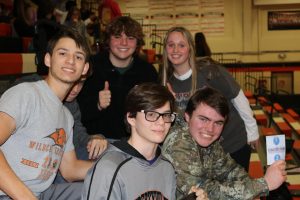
[114,58,134,74]
[173,68,192,80]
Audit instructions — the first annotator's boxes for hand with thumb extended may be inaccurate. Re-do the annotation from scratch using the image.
[98,81,111,110]
[264,160,287,191]
[167,82,176,98]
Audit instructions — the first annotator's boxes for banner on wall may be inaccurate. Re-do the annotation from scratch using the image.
[200,0,224,35]
[268,11,300,30]
[123,0,225,50]
[124,0,225,36]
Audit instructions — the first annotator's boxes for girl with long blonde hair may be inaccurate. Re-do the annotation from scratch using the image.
[161,26,259,172]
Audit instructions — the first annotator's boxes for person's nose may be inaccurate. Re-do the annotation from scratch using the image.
[172,45,178,53]
[72,84,80,93]
[120,36,128,45]
[205,121,214,132]
[156,115,165,125]
[67,54,75,65]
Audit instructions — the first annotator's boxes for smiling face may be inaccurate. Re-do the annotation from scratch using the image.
[185,103,225,147]
[65,78,85,102]
[128,102,172,146]
[166,31,190,74]
[109,32,137,67]
[45,37,89,84]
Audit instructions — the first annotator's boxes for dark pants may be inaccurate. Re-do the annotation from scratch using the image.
[230,144,251,172]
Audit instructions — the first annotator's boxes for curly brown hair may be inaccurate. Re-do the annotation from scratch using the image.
[104,16,145,51]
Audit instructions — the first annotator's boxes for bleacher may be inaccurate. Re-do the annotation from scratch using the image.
[1,8,300,198]
[245,89,300,199]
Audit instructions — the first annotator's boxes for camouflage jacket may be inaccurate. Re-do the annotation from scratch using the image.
[162,123,269,200]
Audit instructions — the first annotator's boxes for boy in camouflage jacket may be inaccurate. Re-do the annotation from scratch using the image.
[162,86,287,200]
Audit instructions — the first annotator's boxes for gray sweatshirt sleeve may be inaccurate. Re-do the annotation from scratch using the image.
[64,100,90,149]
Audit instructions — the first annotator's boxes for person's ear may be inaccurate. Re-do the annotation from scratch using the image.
[44,53,51,68]
[81,62,89,76]
[127,112,136,127]
[184,112,190,123]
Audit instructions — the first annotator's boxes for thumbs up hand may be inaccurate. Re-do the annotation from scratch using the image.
[98,81,111,110]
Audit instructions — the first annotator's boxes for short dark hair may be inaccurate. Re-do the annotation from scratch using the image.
[124,83,175,132]
[46,26,91,62]
[185,86,229,119]
[104,16,145,51]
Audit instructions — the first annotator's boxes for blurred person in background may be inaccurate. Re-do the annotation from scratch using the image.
[12,0,37,37]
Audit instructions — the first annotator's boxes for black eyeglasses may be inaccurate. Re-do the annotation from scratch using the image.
[140,110,176,123]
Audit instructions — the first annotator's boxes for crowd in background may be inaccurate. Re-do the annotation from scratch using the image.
[0,0,121,54]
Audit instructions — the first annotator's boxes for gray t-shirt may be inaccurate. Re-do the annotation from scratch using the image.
[0,80,74,196]
[169,64,247,154]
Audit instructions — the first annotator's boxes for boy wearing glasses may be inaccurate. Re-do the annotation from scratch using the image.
[81,83,208,199]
